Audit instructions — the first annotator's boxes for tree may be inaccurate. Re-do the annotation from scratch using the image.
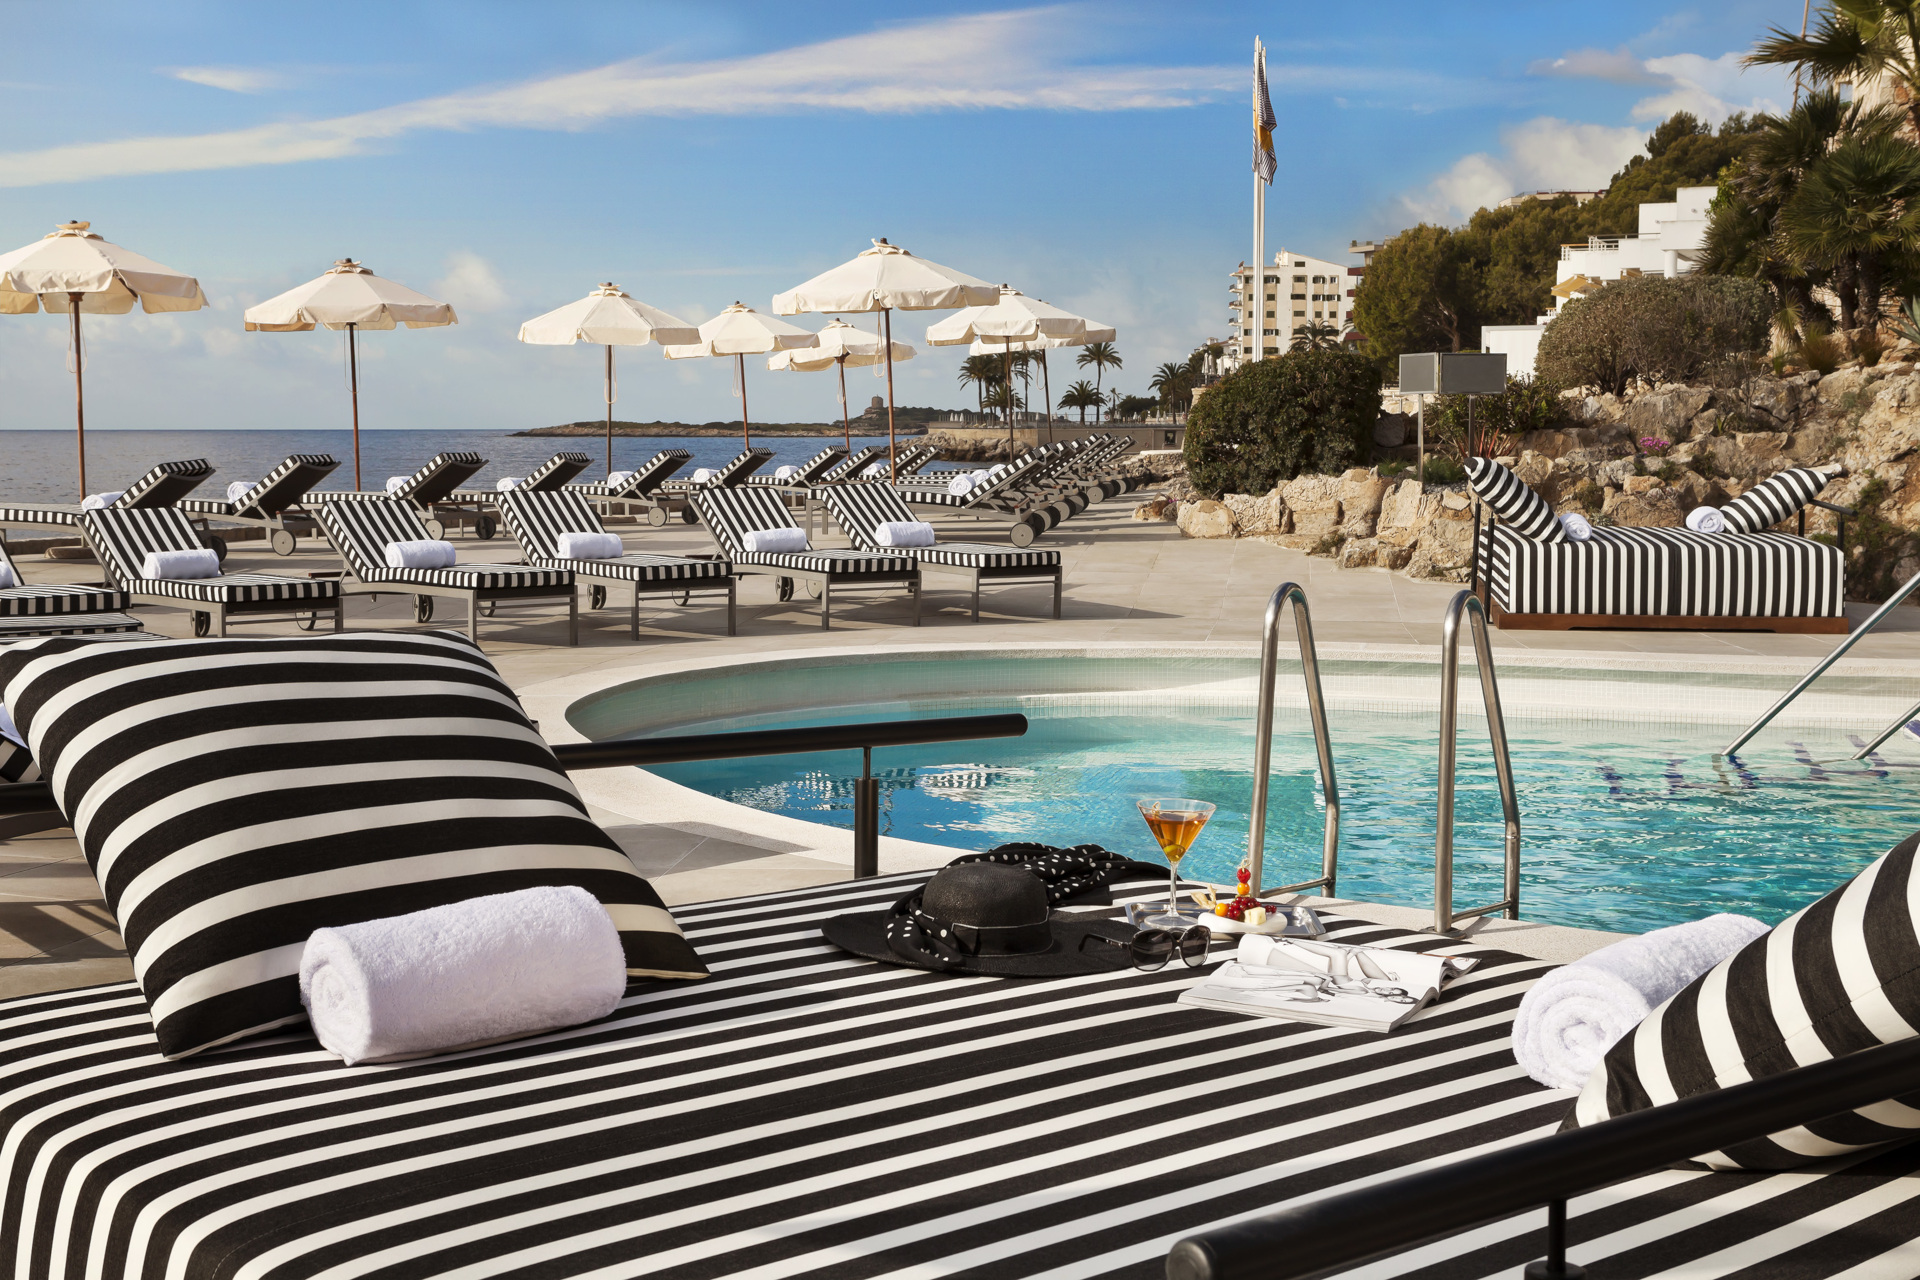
[1113,393,1158,421]
[1747,2,1920,138]
[1351,223,1478,366]
[1058,379,1102,423]
[1535,274,1773,394]
[1779,131,1920,327]
[1076,342,1121,422]
[1149,362,1193,412]
[1290,320,1343,352]
[1182,349,1382,495]
[957,355,1001,419]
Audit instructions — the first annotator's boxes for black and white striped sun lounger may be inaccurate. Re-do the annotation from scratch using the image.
[174,452,340,557]
[0,458,215,538]
[0,541,142,641]
[6,877,1902,1280]
[80,506,341,637]
[821,482,1062,621]
[445,450,594,506]
[566,448,694,527]
[896,447,1064,546]
[316,496,577,645]
[817,444,886,485]
[497,488,736,638]
[744,445,849,490]
[689,485,918,628]
[302,451,490,538]
[660,447,775,496]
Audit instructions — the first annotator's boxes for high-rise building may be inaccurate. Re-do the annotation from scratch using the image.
[1224,248,1362,370]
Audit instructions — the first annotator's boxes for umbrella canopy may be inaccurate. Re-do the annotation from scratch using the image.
[772,239,997,477]
[966,320,1116,446]
[768,319,915,452]
[930,287,1104,451]
[519,284,700,477]
[663,303,818,448]
[0,221,207,498]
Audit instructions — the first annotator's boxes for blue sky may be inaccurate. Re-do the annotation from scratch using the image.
[0,1,1799,432]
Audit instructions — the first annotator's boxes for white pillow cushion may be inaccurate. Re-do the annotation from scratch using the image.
[384,539,458,569]
[556,531,624,560]
[140,548,221,580]
[742,527,810,554]
[80,491,124,511]
[875,520,936,548]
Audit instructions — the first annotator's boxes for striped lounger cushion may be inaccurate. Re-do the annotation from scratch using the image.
[0,584,130,616]
[1466,456,1566,543]
[0,631,704,1061]
[80,508,339,604]
[1721,466,1834,534]
[4,883,1916,1280]
[1568,830,1920,1170]
[497,490,731,583]
[691,488,915,575]
[822,484,1060,569]
[317,499,572,590]
[1479,523,1845,618]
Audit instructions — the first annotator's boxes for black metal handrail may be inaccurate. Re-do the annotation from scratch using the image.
[1166,1033,1920,1280]
[0,714,1031,876]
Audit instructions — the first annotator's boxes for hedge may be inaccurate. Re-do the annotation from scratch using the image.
[1182,350,1382,496]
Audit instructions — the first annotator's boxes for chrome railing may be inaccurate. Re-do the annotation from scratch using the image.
[1247,582,1339,898]
[1721,564,1920,757]
[1434,590,1521,934]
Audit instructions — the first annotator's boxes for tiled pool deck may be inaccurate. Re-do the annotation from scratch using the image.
[9,482,1920,996]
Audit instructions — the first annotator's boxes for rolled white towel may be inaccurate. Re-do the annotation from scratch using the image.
[557,530,624,560]
[774,465,800,480]
[383,539,457,569]
[298,884,627,1066]
[972,468,992,481]
[691,467,717,484]
[742,527,809,553]
[0,702,22,747]
[383,476,409,495]
[862,462,886,478]
[1558,512,1594,542]
[947,473,977,495]
[1512,913,1771,1091]
[604,470,636,489]
[495,477,523,492]
[226,480,255,504]
[875,520,936,547]
[80,491,124,511]
[0,561,14,589]
[139,548,220,580]
[1686,505,1726,534]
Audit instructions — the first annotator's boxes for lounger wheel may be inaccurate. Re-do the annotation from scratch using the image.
[424,518,447,540]
[475,515,498,541]
[296,611,322,631]
[1083,485,1106,504]
[675,590,692,606]
[481,601,497,617]
[776,577,795,602]
[589,585,607,610]
[647,507,669,528]
[415,596,434,623]
[1049,501,1076,524]
[680,508,698,525]
[191,611,211,637]
[1008,516,1042,548]
[200,533,228,563]
[805,582,822,600]
[269,528,297,556]
[1036,507,1062,531]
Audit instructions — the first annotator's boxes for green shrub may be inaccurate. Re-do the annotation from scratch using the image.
[1426,373,1568,460]
[1421,455,1466,485]
[1798,325,1843,374]
[1535,274,1773,394]
[1182,350,1382,496]
[1854,327,1889,367]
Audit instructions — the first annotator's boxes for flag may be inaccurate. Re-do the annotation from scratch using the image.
[1253,43,1277,185]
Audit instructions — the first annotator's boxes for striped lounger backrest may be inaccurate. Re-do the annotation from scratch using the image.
[521,452,593,492]
[822,484,918,552]
[711,448,775,486]
[317,498,434,579]
[497,489,607,560]
[821,445,885,484]
[236,454,339,517]
[114,458,215,508]
[690,486,797,557]
[792,446,849,482]
[968,450,1052,504]
[392,451,486,503]
[618,449,692,495]
[82,507,211,583]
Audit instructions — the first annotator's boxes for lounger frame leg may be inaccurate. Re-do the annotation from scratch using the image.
[631,586,640,641]
[568,590,578,646]
[334,597,345,632]
[726,580,737,636]
[820,579,831,629]
[971,574,980,624]
[469,593,480,645]
[1053,568,1063,619]
[215,608,228,638]
[913,575,922,627]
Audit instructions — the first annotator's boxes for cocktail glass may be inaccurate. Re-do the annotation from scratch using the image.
[1137,798,1216,929]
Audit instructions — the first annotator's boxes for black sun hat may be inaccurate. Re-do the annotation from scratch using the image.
[821,846,1168,977]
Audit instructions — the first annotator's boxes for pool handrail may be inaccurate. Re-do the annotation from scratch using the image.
[1722,561,1920,758]
[1435,589,1521,934]
[1247,582,1340,899]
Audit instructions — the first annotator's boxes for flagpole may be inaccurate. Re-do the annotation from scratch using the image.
[1252,37,1265,365]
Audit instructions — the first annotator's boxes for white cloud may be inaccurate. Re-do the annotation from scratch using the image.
[1530,44,1792,124]
[435,251,508,312]
[1529,47,1663,86]
[1393,117,1646,224]
[7,10,1247,188]
[164,66,288,94]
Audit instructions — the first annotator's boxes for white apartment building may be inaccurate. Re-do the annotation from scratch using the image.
[1482,185,1715,377]
[1224,248,1360,370]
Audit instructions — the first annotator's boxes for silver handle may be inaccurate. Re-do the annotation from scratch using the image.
[1247,583,1340,899]
[1435,590,1522,934]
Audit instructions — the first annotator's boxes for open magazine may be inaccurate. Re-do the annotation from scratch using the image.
[1177,934,1478,1033]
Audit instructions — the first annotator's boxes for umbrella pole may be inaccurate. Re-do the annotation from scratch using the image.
[68,294,86,500]
[1041,350,1053,446]
[883,308,898,480]
[1004,341,1014,461]
[837,356,851,453]
[605,344,615,478]
[738,353,751,450]
[347,322,362,491]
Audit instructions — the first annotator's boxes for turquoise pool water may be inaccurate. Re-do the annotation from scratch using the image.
[635,691,1920,935]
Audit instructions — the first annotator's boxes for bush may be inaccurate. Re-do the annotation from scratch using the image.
[1181,350,1382,496]
[1426,374,1568,461]
[1535,274,1773,394]
[1798,325,1843,374]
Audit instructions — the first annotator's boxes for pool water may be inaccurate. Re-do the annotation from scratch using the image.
[645,700,1920,934]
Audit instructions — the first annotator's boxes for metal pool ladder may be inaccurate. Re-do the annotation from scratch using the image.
[1434,590,1522,934]
[1247,582,1340,898]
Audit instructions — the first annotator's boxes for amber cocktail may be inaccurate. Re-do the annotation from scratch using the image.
[1137,798,1216,928]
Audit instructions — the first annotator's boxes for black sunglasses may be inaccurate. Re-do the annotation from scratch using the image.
[1082,924,1213,971]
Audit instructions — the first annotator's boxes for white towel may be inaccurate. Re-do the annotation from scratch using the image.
[1686,505,1726,534]
[691,468,717,484]
[742,527,809,553]
[139,548,220,580]
[862,462,885,478]
[80,491,123,511]
[0,703,21,747]
[1512,913,1771,1090]
[875,520,936,547]
[1558,512,1593,542]
[557,530,623,560]
[383,476,409,495]
[604,470,635,489]
[383,539,457,569]
[495,477,523,492]
[0,561,14,589]
[298,884,628,1066]
[226,480,255,504]
[774,465,800,480]
[947,473,977,495]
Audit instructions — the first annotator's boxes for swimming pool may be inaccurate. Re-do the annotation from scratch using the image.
[572,649,1920,934]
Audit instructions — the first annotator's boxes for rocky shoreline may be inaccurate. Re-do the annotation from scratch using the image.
[514,420,929,438]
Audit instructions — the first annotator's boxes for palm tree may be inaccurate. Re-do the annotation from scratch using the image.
[1747,3,1920,138]
[1075,342,1122,422]
[1149,362,1192,413]
[1058,379,1101,423]
[1290,321,1343,352]
[957,354,1001,420]
[1780,130,1920,326]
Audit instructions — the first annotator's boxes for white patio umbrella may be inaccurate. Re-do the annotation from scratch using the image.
[766,319,914,452]
[967,318,1116,445]
[243,260,457,490]
[662,303,816,449]
[518,283,700,477]
[773,239,997,477]
[926,287,1102,456]
[0,221,207,498]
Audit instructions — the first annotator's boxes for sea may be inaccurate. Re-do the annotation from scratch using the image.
[0,430,915,503]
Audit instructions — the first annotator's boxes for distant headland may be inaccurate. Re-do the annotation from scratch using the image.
[513,403,964,437]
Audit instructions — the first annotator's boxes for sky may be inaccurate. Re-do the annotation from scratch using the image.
[0,1,1801,432]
